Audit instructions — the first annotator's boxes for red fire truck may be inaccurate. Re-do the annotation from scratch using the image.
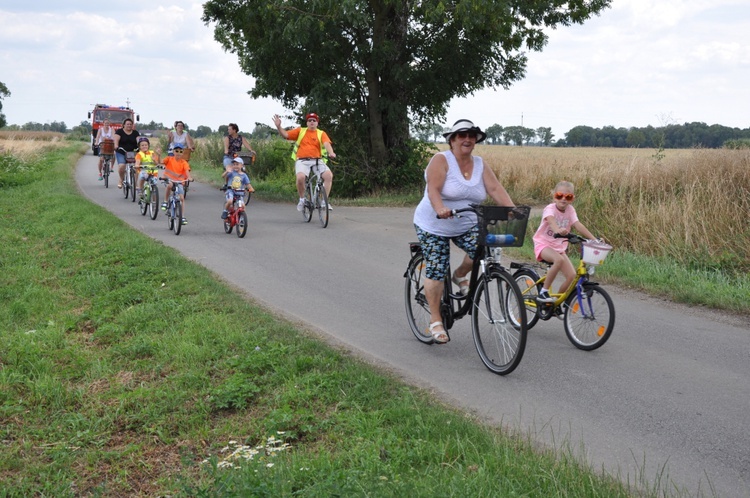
[88,104,139,155]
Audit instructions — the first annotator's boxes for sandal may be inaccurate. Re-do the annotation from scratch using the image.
[429,322,450,344]
[452,270,470,295]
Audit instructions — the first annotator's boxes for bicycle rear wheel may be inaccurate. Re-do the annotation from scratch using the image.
[564,284,615,350]
[167,200,175,231]
[472,269,527,375]
[149,187,159,220]
[404,252,434,344]
[510,269,541,330]
[173,201,182,235]
[237,210,248,238]
[316,185,329,228]
[302,182,313,223]
[123,169,130,199]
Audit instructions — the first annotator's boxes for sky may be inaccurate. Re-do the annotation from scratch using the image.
[1,0,748,141]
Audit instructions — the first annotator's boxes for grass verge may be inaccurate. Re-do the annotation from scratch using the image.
[0,145,707,496]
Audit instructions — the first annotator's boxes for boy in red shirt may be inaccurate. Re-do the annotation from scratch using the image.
[160,145,194,225]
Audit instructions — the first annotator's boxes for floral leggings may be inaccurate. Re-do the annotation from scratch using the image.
[414,224,478,281]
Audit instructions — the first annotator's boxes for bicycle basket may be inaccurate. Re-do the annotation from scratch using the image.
[476,205,531,247]
[99,139,115,155]
[581,240,612,265]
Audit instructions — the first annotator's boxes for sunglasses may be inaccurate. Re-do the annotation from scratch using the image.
[554,192,575,201]
[455,131,477,140]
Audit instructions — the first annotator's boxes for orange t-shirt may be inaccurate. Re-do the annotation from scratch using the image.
[162,157,190,181]
[286,127,331,159]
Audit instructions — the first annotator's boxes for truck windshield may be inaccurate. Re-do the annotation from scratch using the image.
[94,110,133,124]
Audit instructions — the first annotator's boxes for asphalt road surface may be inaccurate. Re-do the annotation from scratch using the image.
[76,152,749,497]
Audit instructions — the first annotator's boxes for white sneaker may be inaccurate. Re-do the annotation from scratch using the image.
[320,200,332,210]
[296,198,305,212]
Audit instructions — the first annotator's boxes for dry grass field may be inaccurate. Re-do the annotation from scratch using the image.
[472,145,750,273]
[0,131,68,160]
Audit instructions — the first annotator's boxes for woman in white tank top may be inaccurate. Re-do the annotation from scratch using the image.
[95,119,115,180]
[412,119,516,343]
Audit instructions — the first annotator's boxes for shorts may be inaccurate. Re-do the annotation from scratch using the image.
[166,182,185,195]
[295,158,328,177]
[138,170,157,181]
[414,224,478,281]
[223,155,234,167]
[226,189,245,202]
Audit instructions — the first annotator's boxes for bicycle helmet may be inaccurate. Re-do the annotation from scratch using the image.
[137,137,150,145]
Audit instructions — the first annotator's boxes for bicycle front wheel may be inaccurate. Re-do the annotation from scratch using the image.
[302,183,313,223]
[139,187,148,216]
[103,158,110,188]
[173,201,182,235]
[149,187,159,220]
[129,168,136,202]
[564,284,615,350]
[472,269,527,375]
[316,186,329,228]
[237,210,248,238]
[404,253,434,344]
[123,169,130,199]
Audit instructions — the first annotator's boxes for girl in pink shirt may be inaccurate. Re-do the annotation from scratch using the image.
[532,181,597,302]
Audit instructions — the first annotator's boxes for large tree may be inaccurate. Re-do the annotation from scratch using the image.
[203,0,610,191]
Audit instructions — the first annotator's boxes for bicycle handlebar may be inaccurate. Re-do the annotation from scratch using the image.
[437,204,527,220]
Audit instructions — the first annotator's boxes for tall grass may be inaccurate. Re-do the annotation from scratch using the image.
[480,145,750,274]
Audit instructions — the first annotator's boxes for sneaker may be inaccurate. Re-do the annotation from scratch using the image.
[161,202,167,211]
[537,289,555,303]
[296,198,305,212]
[320,200,332,210]
[98,175,103,181]
[181,218,188,226]
[221,210,228,220]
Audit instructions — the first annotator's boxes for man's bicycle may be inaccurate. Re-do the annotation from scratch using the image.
[138,168,160,220]
[302,159,329,228]
[220,185,249,238]
[404,204,531,375]
[162,179,186,236]
[509,235,615,350]
[100,139,115,188]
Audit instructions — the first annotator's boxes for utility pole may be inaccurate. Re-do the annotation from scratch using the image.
[521,112,523,127]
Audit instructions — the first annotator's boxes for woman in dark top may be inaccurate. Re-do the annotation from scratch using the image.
[113,118,140,188]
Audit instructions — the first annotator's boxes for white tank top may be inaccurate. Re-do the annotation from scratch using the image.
[413,150,487,236]
[97,127,114,143]
[170,131,188,149]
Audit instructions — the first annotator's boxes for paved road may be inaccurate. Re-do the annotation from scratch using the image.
[76,153,749,497]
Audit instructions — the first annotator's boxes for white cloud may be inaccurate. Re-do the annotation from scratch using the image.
[1,0,748,138]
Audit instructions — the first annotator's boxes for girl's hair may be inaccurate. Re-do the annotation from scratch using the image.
[174,121,184,128]
[554,180,575,193]
[122,118,134,126]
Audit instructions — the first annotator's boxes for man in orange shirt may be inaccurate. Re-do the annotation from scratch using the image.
[160,145,194,225]
[273,112,337,211]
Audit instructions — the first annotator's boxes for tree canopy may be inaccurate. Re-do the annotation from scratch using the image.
[0,81,10,129]
[203,0,611,195]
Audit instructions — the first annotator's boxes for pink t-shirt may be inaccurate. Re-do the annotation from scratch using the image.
[532,203,579,261]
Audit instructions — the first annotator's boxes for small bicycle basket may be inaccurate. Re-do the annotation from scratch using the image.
[581,240,613,265]
[476,205,531,247]
[99,139,115,155]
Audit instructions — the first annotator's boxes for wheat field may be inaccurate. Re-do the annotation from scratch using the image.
[474,145,750,273]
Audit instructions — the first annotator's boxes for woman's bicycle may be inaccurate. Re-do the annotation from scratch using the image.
[162,179,185,236]
[100,139,115,188]
[302,159,329,228]
[118,148,137,202]
[138,168,160,220]
[509,235,615,350]
[221,185,249,238]
[404,204,531,375]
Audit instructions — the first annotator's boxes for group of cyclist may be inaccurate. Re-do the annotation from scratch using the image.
[94,114,338,226]
[94,119,195,225]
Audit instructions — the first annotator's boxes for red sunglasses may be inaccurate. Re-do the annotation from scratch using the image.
[554,192,575,201]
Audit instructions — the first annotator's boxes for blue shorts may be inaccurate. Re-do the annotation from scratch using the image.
[223,155,234,167]
[414,224,478,281]
[166,182,185,195]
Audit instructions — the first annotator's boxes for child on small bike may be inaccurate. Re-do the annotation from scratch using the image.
[221,157,251,219]
[160,145,194,225]
[134,137,160,197]
[532,180,597,303]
